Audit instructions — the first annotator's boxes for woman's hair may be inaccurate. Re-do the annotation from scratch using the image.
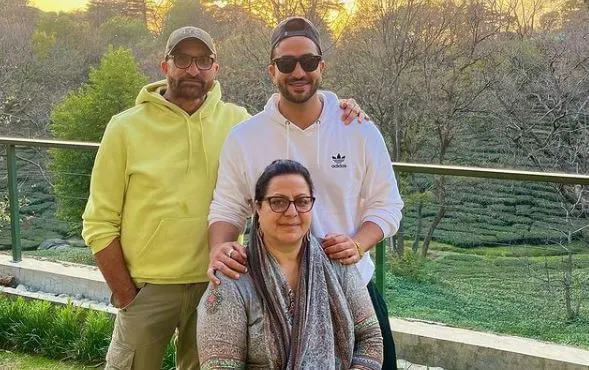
[248,159,314,366]
[254,159,314,202]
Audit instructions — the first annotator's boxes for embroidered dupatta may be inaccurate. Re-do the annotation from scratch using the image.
[247,220,356,369]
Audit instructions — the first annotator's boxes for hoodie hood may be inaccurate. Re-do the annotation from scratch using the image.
[136,79,222,118]
[135,79,223,174]
[262,92,340,168]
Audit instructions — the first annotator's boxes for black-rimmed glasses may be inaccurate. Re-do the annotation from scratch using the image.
[167,54,215,70]
[262,196,315,213]
[272,55,322,74]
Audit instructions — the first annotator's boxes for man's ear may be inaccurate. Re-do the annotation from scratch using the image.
[268,63,277,84]
[319,60,326,74]
[211,62,220,78]
[160,59,169,75]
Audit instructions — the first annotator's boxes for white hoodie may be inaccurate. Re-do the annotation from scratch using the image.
[209,91,404,284]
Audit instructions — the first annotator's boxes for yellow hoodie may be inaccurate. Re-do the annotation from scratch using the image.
[82,80,250,284]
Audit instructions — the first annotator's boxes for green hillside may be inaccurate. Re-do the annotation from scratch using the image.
[401,120,586,247]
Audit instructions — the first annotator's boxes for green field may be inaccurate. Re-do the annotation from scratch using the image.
[401,119,586,248]
[385,243,589,348]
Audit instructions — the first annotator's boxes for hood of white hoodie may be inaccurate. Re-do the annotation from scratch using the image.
[261,91,341,168]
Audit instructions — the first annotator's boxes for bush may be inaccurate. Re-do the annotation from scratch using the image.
[0,295,176,368]
[50,47,148,232]
[389,250,426,280]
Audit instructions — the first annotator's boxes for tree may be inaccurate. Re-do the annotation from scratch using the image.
[0,0,40,135]
[486,6,589,238]
[98,15,152,50]
[87,0,125,26]
[160,0,218,40]
[212,6,274,113]
[50,47,148,229]
[88,0,157,28]
[331,0,501,256]
[221,0,345,28]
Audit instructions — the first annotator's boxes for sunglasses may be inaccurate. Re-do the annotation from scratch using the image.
[272,55,322,74]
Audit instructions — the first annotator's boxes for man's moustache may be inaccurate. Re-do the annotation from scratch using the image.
[179,78,203,84]
[286,78,310,83]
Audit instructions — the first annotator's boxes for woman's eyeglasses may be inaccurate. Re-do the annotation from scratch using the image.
[262,196,315,213]
[272,55,322,74]
[167,54,215,70]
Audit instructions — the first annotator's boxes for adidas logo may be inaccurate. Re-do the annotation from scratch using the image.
[331,153,347,168]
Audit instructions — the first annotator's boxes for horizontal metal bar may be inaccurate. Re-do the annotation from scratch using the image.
[0,136,99,150]
[1,136,588,185]
[392,162,589,185]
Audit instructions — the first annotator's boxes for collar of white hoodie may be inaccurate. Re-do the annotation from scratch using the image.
[262,91,341,169]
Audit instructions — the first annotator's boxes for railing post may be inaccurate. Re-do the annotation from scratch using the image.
[6,144,21,262]
[375,239,385,295]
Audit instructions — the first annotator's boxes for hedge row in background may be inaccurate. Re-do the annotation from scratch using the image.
[0,295,175,369]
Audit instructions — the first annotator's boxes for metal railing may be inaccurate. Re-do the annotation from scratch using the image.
[3,136,589,294]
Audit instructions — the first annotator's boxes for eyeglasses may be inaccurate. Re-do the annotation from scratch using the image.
[272,55,322,74]
[167,53,215,70]
[261,196,315,213]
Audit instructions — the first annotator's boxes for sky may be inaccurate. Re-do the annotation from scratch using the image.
[31,0,88,12]
[31,0,356,13]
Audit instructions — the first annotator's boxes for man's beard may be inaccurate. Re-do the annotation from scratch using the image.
[277,76,321,104]
[167,76,213,100]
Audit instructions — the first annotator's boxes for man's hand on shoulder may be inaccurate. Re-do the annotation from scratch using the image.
[339,98,371,124]
[321,233,361,265]
[207,241,248,285]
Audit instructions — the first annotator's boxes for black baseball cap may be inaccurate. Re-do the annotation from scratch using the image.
[270,17,322,56]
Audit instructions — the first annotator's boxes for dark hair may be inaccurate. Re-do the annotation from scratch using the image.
[254,159,314,203]
[248,159,314,367]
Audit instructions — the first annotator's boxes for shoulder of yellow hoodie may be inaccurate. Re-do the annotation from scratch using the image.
[214,100,252,127]
[107,103,149,129]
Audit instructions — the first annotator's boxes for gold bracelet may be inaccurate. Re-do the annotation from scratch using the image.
[353,239,364,258]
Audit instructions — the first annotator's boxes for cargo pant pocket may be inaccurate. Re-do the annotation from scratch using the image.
[105,340,135,370]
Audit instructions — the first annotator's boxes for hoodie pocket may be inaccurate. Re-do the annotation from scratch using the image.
[135,217,206,279]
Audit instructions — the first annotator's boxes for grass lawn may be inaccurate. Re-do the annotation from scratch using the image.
[23,247,96,266]
[0,349,94,369]
[385,243,589,349]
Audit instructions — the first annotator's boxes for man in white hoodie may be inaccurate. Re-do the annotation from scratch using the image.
[207,17,404,370]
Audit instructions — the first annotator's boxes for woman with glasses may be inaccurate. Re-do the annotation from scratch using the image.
[197,159,383,369]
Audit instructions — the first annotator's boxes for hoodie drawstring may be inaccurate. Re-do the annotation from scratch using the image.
[186,111,209,175]
[186,116,192,174]
[285,120,291,160]
[284,119,322,169]
[200,110,209,176]
[315,120,320,170]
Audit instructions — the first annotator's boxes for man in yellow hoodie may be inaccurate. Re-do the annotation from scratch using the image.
[82,26,364,370]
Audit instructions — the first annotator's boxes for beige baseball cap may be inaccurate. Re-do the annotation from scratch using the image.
[165,26,217,55]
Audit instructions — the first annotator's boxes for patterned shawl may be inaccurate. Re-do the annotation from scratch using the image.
[247,219,356,369]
